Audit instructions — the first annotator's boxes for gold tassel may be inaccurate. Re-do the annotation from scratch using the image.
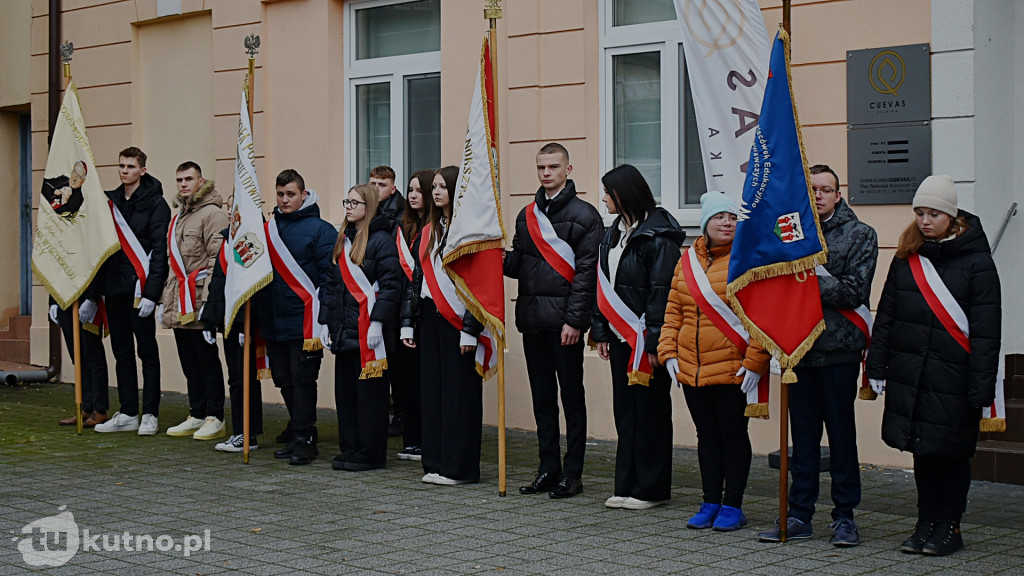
[745,402,769,419]
[781,368,798,384]
[303,338,324,352]
[627,371,651,387]
[979,417,1006,433]
[859,387,878,401]
[359,359,388,380]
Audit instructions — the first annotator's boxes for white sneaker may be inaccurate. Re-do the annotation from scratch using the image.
[138,414,159,436]
[421,473,440,484]
[605,495,628,509]
[215,434,258,453]
[432,475,472,486]
[193,417,226,441]
[622,497,668,510]
[94,412,139,433]
[166,416,205,437]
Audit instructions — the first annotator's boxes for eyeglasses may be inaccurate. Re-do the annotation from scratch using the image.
[813,186,837,196]
[342,199,366,208]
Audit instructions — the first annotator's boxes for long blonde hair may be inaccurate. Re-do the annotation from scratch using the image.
[332,184,380,266]
[895,213,969,259]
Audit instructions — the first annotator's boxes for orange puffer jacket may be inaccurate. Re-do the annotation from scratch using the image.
[657,236,770,386]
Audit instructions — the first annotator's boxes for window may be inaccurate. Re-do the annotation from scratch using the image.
[347,0,441,189]
[601,1,706,222]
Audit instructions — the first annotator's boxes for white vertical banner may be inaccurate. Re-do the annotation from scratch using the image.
[674,0,771,201]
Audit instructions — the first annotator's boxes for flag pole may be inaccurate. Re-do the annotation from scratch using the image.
[242,34,260,464]
[60,41,85,436]
[484,0,506,498]
[778,0,792,544]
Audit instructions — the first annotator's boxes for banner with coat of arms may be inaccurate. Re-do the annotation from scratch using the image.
[224,76,273,331]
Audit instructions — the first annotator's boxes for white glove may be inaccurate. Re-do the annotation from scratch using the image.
[366,321,383,349]
[79,299,98,324]
[239,333,245,346]
[770,357,781,375]
[738,366,761,395]
[665,358,680,387]
[156,304,164,325]
[319,324,331,348]
[202,331,216,345]
[49,304,59,325]
[870,379,885,395]
[814,264,828,276]
[137,298,156,318]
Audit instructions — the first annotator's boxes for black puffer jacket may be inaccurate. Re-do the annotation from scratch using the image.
[378,191,405,234]
[800,200,878,367]
[504,180,603,333]
[399,226,484,338]
[591,209,685,354]
[253,191,338,342]
[319,215,402,353]
[98,174,171,301]
[866,211,1001,459]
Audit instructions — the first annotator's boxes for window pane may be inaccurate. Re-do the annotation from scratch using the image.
[681,49,707,205]
[357,82,391,182]
[356,0,441,60]
[405,74,441,179]
[613,0,676,26]
[613,51,662,201]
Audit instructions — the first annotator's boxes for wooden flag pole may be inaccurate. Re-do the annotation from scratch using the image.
[778,0,792,543]
[485,0,505,497]
[242,34,260,464]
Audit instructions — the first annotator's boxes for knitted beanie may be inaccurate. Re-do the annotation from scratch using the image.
[912,175,958,217]
[700,191,739,234]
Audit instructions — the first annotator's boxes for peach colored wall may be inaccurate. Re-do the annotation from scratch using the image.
[0,114,24,322]
[0,0,32,109]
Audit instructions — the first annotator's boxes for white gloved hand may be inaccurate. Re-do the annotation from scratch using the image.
[49,304,59,325]
[769,357,782,375]
[202,331,216,345]
[366,321,383,349]
[137,298,156,318]
[319,324,331,348]
[870,379,885,395]
[79,299,98,324]
[738,366,762,394]
[814,264,828,277]
[239,333,245,346]
[156,304,164,325]
[665,358,680,387]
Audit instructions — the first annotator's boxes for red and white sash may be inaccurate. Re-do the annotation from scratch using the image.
[109,201,151,307]
[525,201,575,283]
[681,247,767,418]
[816,266,876,399]
[167,214,209,325]
[908,253,970,352]
[596,264,651,386]
[419,225,497,377]
[265,219,324,352]
[396,228,416,282]
[338,236,388,379]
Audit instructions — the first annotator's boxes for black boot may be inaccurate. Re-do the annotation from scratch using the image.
[921,520,963,556]
[274,438,299,459]
[900,520,934,554]
[289,433,318,465]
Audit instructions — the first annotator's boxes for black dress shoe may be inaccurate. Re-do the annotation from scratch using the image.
[289,437,318,465]
[341,461,385,472]
[921,520,963,556]
[900,520,935,554]
[274,439,298,459]
[549,477,583,499]
[520,472,559,494]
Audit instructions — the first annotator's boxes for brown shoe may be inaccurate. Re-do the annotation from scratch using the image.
[83,412,108,428]
[59,412,89,426]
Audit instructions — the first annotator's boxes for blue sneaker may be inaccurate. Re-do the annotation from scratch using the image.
[686,503,722,529]
[828,518,860,547]
[758,517,813,542]
[712,505,748,531]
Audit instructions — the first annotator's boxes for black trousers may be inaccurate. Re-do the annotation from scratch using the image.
[609,340,672,501]
[105,293,161,417]
[225,326,263,436]
[383,327,404,420]
[57,306,109,413]
[914,454,972,523]
[334,349,389,466]
[522,331,587,479]
[266,338,322,439]
[789,362,862,522]
[172,329,225,420]
[682,384,751,508]
[419,299,482,482]
[395,332,422,448]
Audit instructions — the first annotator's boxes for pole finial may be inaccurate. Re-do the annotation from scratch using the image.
[244,34,261,58]
[60,41,74,64]
[484,0,502,20]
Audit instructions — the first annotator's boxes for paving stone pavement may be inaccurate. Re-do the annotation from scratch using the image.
[2,382,1023,575]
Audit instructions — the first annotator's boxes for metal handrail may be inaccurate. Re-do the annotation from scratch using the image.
[991,202,1018,255]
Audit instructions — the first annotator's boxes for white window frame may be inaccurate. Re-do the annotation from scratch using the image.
[599,1,702,228]
[345,0,441,190]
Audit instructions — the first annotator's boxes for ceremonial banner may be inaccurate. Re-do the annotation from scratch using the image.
[442,35,506,345]
[32,82,121,309]
[674,0,770,200]
[726,29,827,380]
[224,76,273,332]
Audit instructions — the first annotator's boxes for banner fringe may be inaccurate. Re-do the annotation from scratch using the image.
[225,272,273,334]
[35,242,121,311]
[980,417,1006,433]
